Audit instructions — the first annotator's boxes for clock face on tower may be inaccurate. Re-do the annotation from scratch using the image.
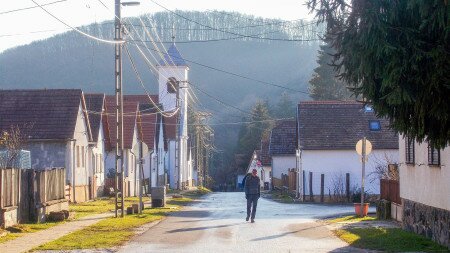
[166,77,178,94]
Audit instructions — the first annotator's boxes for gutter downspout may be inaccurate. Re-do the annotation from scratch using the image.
[71,139,76,203]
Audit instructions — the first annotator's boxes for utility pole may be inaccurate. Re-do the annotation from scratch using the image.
[114,0,124,218]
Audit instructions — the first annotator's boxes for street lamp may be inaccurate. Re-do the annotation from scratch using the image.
[114,0,140,218]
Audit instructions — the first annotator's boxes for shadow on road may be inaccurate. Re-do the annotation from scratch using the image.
[250,223,330,241]
[167,210,211,218]
[167,223,241,233]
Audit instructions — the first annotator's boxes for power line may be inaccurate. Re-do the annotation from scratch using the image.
[30,0,124,44]
[149,0,320,42]
[188,82,260,118]
[0,0,68,15]
[126,41,310,94]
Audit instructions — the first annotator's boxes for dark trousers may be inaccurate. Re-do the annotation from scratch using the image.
[246,195,259,219]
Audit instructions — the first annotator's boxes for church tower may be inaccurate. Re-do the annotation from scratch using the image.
[157,42,189,189]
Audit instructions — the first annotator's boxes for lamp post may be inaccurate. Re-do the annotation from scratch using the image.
[114,0,139,218]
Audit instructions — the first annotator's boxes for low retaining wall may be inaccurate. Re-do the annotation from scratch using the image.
[36,199,69,223]
[403,199,450,248]
[0,206,18,228]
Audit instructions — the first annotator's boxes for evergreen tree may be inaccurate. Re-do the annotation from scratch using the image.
[237,100,272,156]
[308,0,450,148]
[309,42,352,100]
[275,92,296,118]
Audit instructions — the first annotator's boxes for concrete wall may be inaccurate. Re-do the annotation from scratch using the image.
[301,149,398,196]
[271,155,296,187]
[399,135,450,210]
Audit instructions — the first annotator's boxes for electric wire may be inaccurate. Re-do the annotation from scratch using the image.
[149,0,320,42]
[30,0,124,44]
[1,0,68,15]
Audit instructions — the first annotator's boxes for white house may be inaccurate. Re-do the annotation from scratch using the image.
[269,120,297,189]
[105,97,142,197]
[297,101,399,201]
[85,94,109,198]
[246,139,272,190]
[0,89,93,203]
[399,136,449,248]
[157,43,192,190]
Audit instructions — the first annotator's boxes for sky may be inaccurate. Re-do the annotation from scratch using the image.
[0,0,313,52]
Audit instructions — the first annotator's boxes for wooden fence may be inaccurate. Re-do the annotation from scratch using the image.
[0,167,66,224]
[380,179,401,204]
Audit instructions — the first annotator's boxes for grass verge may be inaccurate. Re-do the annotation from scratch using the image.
[327,215,376,224]
[0,221,63,244]
[34,198,193,250]
[70,196,141,219]
[334,227,448,252]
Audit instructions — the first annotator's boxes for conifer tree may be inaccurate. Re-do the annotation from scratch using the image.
[309,42,352,100]
[308,0,450,147]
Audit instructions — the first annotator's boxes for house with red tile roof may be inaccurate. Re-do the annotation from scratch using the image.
[0,89,93,203]
[85,93,109,198]
[297,101,398,201]
[104,96,142,197]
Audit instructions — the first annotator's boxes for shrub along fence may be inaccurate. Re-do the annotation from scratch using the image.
[0,167,67,228]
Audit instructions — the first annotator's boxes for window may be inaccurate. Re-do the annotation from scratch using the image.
[76,146,80,167]
[167,77,178,93]
[369,120,381,131]
[81,146,85,168]
[405,137,415,164]
[364,105,374,112]
[428,144,440,166]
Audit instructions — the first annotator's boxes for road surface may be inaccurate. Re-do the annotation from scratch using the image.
[119,192,369,253]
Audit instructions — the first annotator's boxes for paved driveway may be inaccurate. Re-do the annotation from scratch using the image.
[119,192,370,253]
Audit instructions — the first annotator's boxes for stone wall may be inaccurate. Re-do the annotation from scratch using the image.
[403,199,450,248]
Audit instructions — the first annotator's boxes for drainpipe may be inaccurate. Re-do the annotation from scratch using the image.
[71,139,76,203]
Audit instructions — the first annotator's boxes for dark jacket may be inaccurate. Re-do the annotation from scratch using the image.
[244,175,260,196]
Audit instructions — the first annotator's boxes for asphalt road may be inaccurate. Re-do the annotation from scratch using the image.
[119,192,368,253]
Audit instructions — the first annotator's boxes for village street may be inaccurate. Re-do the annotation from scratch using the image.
[118,192,370,253]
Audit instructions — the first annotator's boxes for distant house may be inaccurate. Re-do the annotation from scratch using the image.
[297,101,398,200]
[123,95,160,190]
[269,120,297,189]
[85,94,110,198]
[246,139,272,190]
[399,137,449,248]
[104,97,142,197]
[0,89,93,203]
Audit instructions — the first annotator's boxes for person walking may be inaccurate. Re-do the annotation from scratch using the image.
[244,168,260,223]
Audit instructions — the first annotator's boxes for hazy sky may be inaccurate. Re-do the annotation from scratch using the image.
[0,0,313,52]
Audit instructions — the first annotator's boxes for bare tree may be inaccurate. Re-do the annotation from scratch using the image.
[369,152,399,182]
[0,125,29,168]
[328,173,347,202]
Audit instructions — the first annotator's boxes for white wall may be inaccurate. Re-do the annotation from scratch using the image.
[157,66,189,111]
[272,155,296,180]
[167,140,176,189]
[91,123,105,191]
[301,149,399,196]
[70,103,90,186]
[399,136,450,210]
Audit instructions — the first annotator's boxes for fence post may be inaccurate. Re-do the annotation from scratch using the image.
[346,173,350,202]
[309,172,313,201]
[302,171,306,201]
[0,169,3,209]
[320,174,324,203]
